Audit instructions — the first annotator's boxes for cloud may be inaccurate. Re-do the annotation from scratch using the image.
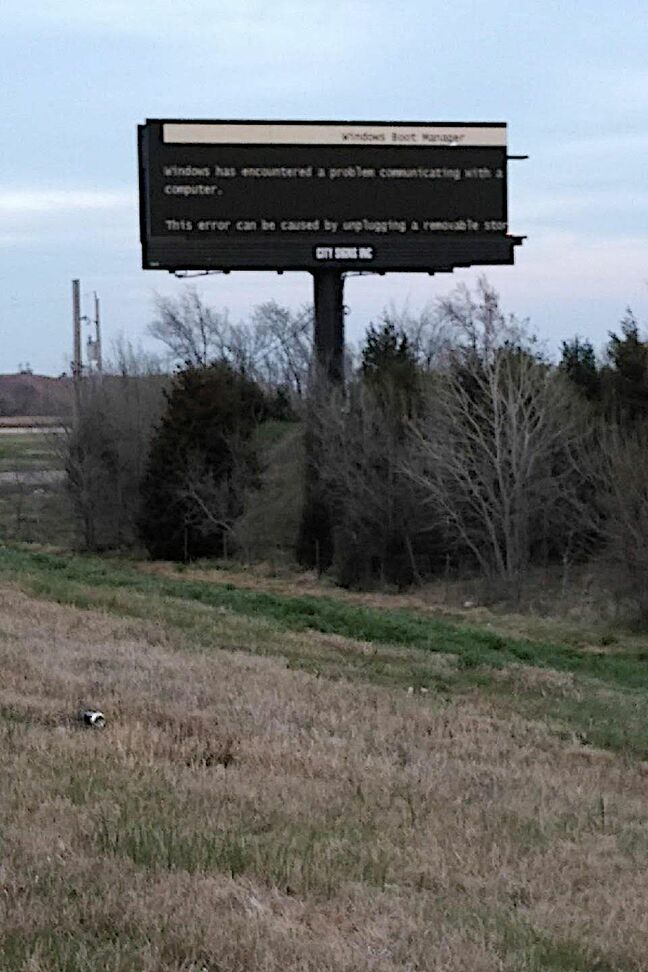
[492,231,648,303]
[556,133,648,154]
[0,187,138,251]
[514,188,648,227]
[0,188,134,214]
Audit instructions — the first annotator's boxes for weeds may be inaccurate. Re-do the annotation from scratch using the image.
[94,807,388,896]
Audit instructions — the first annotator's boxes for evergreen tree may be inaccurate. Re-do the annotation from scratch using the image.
[559,336,601,402]
[604,310,648,423]
[138,361,267,560]
[361,318,421,415]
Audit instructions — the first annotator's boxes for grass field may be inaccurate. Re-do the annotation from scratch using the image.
[0,433,63,473]
[2,544,648,970]
[0,430,71,546]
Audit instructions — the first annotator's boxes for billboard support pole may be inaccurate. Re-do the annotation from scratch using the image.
[297,270,345,571]
[313,269,345,384]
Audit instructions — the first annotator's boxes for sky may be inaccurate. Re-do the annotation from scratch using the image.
[1,0,647,375]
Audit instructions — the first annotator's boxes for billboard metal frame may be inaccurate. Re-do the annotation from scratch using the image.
[138,118,524,275]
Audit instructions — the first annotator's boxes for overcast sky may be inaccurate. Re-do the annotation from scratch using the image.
[1,0,647,374]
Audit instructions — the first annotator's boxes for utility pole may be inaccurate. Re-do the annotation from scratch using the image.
[71,279,82,423]
[93,291,103,374]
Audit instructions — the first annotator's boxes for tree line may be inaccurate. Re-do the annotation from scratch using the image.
[65,280,648,618]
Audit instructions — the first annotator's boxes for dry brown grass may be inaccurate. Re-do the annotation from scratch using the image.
[2,584,648,970]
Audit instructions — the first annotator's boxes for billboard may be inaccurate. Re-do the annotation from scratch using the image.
[138,119,522,272]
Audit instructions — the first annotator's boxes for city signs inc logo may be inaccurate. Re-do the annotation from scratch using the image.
[314,246,374,261]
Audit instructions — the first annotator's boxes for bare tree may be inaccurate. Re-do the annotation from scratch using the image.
[249,301,313,395]
[378,301,456,371]
[149,288,231,366]
[224,318,279,380]
[593,423,648,616]
[312,378,436,586]
[406,348,587,592]
[64,350,168,550]
[175,441,252,558]
[368,278,532,375]
[434,274,532,359]
[148,288,313,398]
[111,334,166,377]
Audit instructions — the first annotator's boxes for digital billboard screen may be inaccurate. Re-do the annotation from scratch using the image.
[138,119,522,272]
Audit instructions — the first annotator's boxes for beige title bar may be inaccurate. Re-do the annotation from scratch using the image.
[162,122,507,147]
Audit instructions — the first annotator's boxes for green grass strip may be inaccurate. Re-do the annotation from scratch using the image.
[1,544,647,692]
